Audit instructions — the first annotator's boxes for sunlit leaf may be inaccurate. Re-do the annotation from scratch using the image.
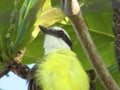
[13,0,46,51]
[35,8,64,27]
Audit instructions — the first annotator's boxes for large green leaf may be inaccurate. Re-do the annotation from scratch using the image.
[0,0,25,60]
[14,0,64,52]
[83,12,113,35]
[0,0,14,33]
[22,33,44,64]
[35,8,64,27]
[13,0,46,52]
[0,0,25,69]
[0,0,15,61]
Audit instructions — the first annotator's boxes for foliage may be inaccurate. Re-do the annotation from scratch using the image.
[0,0,119,90]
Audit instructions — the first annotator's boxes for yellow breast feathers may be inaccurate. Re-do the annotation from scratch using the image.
[35,49,89,90]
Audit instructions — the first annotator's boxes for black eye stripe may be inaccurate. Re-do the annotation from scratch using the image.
[45,29,72,50]
[45,29,64,37]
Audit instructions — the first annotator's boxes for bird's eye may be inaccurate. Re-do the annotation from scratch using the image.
[53,30,64,37]
[59,31,64,35]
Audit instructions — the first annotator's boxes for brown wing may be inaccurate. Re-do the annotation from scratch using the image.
[27,65,42,90]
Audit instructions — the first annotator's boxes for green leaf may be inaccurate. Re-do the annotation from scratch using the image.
[0,0,14,33]
[95,64,120,90]
[0,32,8,61]
[51,0,61,8]
[82,0,112,12]
[0,32,3,51]
[0,0,16,60]
[14,0,64,52]
[35,8,65,27]
[22,33,44,64]
[13,0,46,51]
[83,12,113,35]
[109,65,120,88]
[0,0,14,47]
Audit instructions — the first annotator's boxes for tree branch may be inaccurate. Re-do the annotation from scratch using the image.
[112,0,120,72]
[61,0,120,90]
[0,69,9,78]
[8,61,30,79]
[8,49,30,79]
[0,49,31,80]
[0,55,9,78]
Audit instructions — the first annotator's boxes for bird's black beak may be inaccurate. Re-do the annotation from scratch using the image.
[39,25,48,34]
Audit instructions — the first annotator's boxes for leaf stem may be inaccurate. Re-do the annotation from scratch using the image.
[61,0,120,90]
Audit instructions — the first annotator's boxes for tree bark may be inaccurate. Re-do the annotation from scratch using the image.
[112,0,120,72]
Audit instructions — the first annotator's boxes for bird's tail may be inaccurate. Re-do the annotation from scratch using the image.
[28,79,41,90]
[27,65,41,90]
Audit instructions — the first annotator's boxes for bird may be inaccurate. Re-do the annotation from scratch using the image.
[28,25,89,90]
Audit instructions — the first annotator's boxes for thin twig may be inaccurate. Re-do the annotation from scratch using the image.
[61,0,120,90]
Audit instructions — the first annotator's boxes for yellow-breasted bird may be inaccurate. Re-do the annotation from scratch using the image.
[28,26,89,90]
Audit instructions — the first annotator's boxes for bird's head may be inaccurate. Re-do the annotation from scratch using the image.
[39,25,72,55]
